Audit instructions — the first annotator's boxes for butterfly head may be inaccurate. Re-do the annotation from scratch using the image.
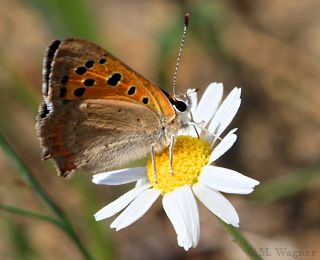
[171,91,193,127]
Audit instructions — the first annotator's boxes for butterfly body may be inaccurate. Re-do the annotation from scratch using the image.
[37,38,191,177]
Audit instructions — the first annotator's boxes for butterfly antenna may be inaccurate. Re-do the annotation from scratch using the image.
[173,13,189,95]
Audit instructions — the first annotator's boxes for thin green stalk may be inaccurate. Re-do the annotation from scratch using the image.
[0,203,64,229]
[252,165,320,204]
[0,123,64,230]
[1,203,93,260]
[217,216,264,260]
[0,132,94,260]
[0,132,61,216]
[61,222,94,260]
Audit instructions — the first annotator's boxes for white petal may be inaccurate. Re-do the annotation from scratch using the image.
[199,165,260,194]
[111,188,161,231]
[179,89,198,137]
[163,185,200,250]
[208,129,237,164]
[218,98,241,136]
[194,83,223,126]
[187,126,199,138]
[163,189,190,250]
[187,88,198,116]
[193,182,239,227]
[135,177,149,188]
[202,131,216,146]
[208,87,241,140]
[179,125,195,137]
[92,167,147,185]
[94,183,152,221]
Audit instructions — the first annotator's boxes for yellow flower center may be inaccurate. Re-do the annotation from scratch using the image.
[147,135,212,194]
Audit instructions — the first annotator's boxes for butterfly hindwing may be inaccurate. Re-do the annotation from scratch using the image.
[38,99,168,176]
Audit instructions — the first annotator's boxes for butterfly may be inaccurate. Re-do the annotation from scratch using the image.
[37,36,193,178]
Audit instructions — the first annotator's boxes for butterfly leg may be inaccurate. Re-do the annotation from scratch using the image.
[151,144,157,183]
[190,111,200,139]
[169,135,175,175]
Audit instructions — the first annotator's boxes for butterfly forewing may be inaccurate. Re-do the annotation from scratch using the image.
[46,38,175,121]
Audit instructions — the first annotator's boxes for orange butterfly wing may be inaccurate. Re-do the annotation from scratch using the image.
[45,38,175,122]
[38,38,180,177]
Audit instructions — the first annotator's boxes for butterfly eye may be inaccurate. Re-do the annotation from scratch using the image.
[174,100,187,112]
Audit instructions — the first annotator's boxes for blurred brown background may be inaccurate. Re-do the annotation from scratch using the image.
[1,0,320,259]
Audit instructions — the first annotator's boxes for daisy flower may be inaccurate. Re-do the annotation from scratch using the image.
[92,83,260,251]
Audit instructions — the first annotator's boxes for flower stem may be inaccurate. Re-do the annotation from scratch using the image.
[217,217,264,260]
[0,132,94,260]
